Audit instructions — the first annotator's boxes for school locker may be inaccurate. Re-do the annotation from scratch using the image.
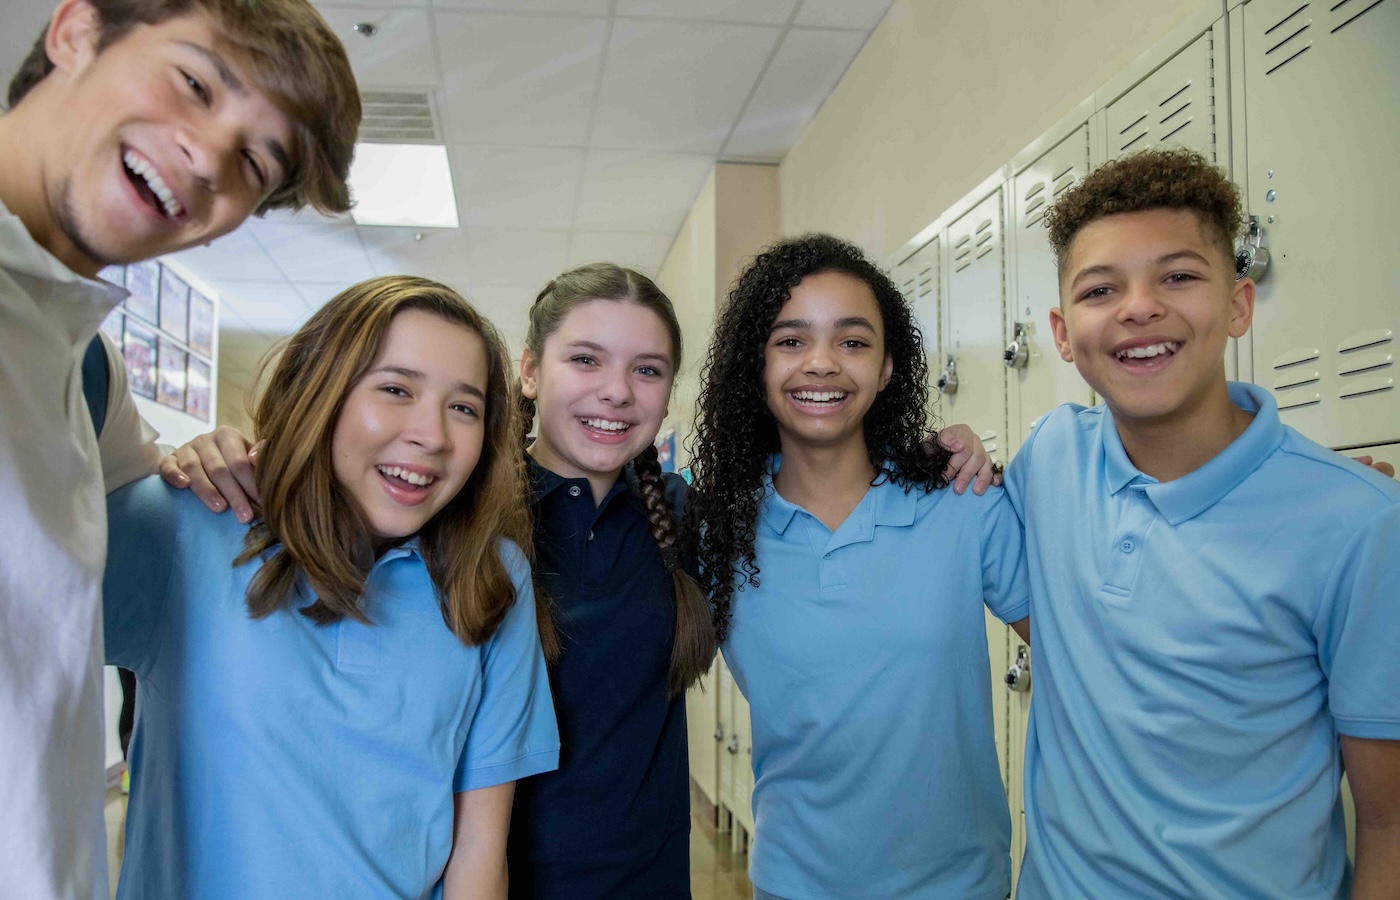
[1233,0,1400,450]
[941,186,1015,789]
[896,237,942,369]
[716,654,738,834]
[729,687,755,851]
[686,656,722,811]
[1102,26,1223,163]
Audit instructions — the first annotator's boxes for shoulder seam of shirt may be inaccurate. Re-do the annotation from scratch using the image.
[1275,440,1400,507]
[1312,500,1399,634]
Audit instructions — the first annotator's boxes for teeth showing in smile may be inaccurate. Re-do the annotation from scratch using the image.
[377,465,435,487]
[792,390,847,403]
[1116,341,1180,360]
[123,150,184,218]
[583,418,630,432]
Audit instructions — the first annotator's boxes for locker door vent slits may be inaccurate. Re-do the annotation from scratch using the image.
[1331,0,1389,33]
[1263,3,1314,75]
[1336,329,1395,400]
[954,234,974,273]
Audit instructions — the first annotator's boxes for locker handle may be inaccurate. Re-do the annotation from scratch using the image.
[714,724,725,742]
[726,735,740,754]
[1005,645,1031,692]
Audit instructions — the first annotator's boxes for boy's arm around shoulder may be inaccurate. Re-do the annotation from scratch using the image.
[104,475,185,676]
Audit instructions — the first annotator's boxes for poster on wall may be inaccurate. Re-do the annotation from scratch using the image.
[159,267,190,342]
[157,339,187,409]
[185,357,211,422]
[124,260,160,324]
[99,308,124,344]
[122,319,157,399]
[655,426,677,474]
[188,290,215,357]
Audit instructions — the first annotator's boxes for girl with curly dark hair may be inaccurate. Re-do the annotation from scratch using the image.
[687,233,1032,900]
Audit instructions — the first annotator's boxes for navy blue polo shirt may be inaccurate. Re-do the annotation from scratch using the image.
[508,457,692,899]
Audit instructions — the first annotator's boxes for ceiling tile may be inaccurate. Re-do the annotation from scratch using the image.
[294,282,363,309]
[169,225,284,282]
[360,226,569,293]
[248,222,377,283]
[615,0,798,25]
[589,20,781,154]
[430,0,610,12]
[722,28,867,162]
[313,0,426,7]
[792,0,894,30]
[450,146,584,229]
[435,13,607,146]
[575,152,713,233]
[567,232,675,275]
[316,7,438,88]
[211,281,314,336]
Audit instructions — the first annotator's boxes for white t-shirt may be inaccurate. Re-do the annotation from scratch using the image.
[0,199,136,900]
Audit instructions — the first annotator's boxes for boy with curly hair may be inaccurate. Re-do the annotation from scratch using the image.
[0,2,359,896]
[1006,148,1400,898]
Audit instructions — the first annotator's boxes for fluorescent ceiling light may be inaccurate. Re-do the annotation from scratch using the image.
[349,143,459,228]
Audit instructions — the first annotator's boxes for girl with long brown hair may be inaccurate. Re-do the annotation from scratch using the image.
[102,276,559,899]
[507,263,713,898]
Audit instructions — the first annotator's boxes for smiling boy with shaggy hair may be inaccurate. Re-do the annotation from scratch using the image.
[1006,149,1400,898]
[0,1,358,896]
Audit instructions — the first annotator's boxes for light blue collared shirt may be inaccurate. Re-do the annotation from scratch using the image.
[105,477,560,899]
[1007,382,1400,899]
[723,466,1029,900]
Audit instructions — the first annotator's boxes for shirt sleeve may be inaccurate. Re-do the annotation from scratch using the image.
[454,538,561,792]
[1317,502,1400,740]
[104,475,180,678]
[96,332,163,494]
[979,489,1031,626]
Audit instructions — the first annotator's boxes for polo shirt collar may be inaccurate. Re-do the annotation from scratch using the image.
[1100,381,1284,525]
[760,456,919,539]
[376,536,423,566]
[527,455,631,510]
[0,198,127,307]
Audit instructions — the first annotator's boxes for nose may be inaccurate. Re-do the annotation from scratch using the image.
[175,121,238,194]
[405,404,451,454]
[802,344,839,378]
[1116,279,1167,325]
[596,367,635,407]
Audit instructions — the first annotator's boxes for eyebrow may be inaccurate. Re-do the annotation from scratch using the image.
[178,41,294,182]
[1069,250,1216,291]
[565,340,672,365]
[770,316,877,332]
[372,365,485,400]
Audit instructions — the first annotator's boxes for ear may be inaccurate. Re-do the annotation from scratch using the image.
[518,348,539,401]
[45,0,102,77]
[878,351,894,391]
[1227,277,1255,339]
[1049,305,1074,363]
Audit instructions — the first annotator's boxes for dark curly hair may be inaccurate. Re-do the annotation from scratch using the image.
[686,233,952,642]
[1045,147,1244,274]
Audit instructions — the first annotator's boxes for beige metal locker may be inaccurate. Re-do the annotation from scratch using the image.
[942,186,1015,788]
[729,688,755,849]
[1104,28,1221,162]
[898,238,942,368]
[686,656,722,811]
[716,654,737,834]
[1235,0,1400,450]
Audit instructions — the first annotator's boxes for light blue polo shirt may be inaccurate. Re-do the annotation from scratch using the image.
[104,477,560,899]
[722,465,1030,900]
[1007,382,1400,899]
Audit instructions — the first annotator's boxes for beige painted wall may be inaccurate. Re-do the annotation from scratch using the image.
[779,0,1207,261]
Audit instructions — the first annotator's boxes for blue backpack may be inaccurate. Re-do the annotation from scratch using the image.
[82,335,109,436]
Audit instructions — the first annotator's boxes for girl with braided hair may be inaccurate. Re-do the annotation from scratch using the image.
[686,234,1033,900]
[508,263,713,898]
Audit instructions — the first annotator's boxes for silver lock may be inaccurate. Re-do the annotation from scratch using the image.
[1235,215,1271,283]
[1004,645,1031,692]
[936,356,959,395]
[1003,323,1030,369]
[714,723,724,742]
[726,734,740,755]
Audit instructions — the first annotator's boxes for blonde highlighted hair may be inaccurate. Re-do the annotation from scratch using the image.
[238,276,556,657]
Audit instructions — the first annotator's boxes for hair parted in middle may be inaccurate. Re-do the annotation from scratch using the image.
[686,233,953,643]
[518,262,715,696]
[235,275,557,659]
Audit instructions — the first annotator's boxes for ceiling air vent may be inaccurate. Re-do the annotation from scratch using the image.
[358,90,442,144]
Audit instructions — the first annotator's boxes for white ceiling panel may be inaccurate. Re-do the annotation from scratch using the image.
[574,152,713,233]
[213,281,314,335]
[436,13,607,146]
[295,281,364,309]
[590,20,781,154]
[450,146,585,229]
[615,0,798,26]
[168,226,284,283]
[318,7,439,88]
[722,27,866,162]
[248,222,377,283]
[360,226,569,290]
[567,232,674,275]
[792,0,894,30]
[429,0,611,13]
